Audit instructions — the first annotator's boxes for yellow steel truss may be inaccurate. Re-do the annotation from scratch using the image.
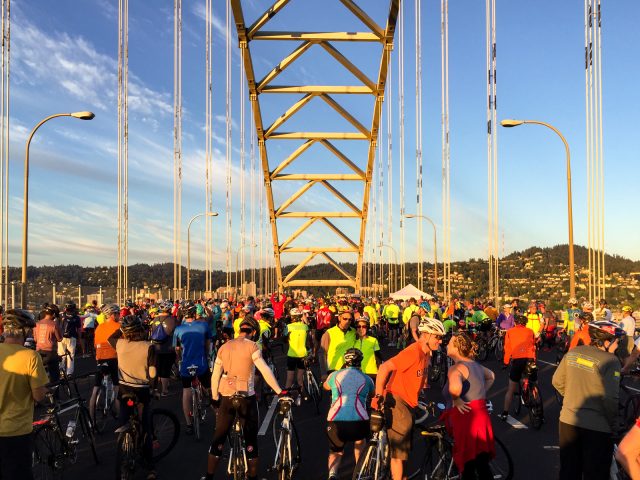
[231,0,399,292]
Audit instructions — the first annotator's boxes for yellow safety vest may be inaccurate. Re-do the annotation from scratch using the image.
[355,336,380,374]
[384,304,400,323]
[364,306,378,326]
[287,322,308,358]
[403,305,418,324]
[327,326,356,371]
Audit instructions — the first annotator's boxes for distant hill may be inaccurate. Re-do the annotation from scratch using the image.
[5,244,639,310]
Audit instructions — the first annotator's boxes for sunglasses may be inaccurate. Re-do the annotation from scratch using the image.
[340,316,353,321]
[356,325,368,329]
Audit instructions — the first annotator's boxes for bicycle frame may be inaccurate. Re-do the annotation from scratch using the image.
[227,394,248,476]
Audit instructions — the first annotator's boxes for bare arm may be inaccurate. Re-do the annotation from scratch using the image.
[210,358,223,400]
[374,359,397,398]
[482,365,495,392]
[319,331,330,377]
[448,364,471,413]
[32,385,48,403]
[617,424,640,479]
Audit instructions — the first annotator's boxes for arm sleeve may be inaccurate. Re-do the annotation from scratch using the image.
[210,357,223,401]
[252,350,282,394]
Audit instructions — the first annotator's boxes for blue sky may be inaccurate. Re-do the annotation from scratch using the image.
[5,0,640,272]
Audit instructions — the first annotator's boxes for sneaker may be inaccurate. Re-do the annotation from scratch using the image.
[498,412,508,422]
[185,424,194,435]
[329,474,338,480]
[146,470,157,480]
[387,342,396,347]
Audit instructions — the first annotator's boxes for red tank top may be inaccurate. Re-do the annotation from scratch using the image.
[35,321,58,352]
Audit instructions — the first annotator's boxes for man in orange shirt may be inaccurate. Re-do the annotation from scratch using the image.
[89,304,121,424]
[373,317,446,480]
[569,312,593,350]
[499,314,536,421]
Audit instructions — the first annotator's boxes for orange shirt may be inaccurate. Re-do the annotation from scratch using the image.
[569,327,591,350]
[94,320,120,360]
[386,342,430,407]
[503,325,536,365]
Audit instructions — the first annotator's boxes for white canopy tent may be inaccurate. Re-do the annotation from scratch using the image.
[389,284,433,301]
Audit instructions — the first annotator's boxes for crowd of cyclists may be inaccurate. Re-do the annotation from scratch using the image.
[1,292,640,479]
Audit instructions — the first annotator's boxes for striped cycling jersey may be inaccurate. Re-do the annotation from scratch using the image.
[326,367,374,422]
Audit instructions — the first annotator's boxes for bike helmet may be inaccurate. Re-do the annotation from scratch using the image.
[515,314,528,326]
[102,303,120,318]
[239,317,260,340]
[568,297,578,306]
[417,317,446,335]
[64,302,77,313]
[260,307,275,319]
[578,311,594,323]
[119,307,131,317]
[180,301,197,318]
[158,301,173,313]
[289,307,302,317]
[41,305,58,317]
[120,315,145,335]
[588,320,625,345]
[2,309,36,329]
[343,348,364,368]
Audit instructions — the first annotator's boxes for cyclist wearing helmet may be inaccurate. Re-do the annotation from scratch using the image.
[568,311,594,351]
[372,317,445,480]
[0,309,49,480]
[552,320,624,479]
[108,315,157,479]
[499,314,536,421]
[354,318,381,381]
[59,302,81,376]
[89,304,121,425]
[173,301,212,435]
[320,309,357,380]
[323,348,374,480]
[284,308,311,393]
[150,301,177,396]
[34,306,63,383]
[204,316,283,480]
[562,297,582,338]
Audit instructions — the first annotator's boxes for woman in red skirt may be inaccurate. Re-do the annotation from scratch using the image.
[442,332,496,479]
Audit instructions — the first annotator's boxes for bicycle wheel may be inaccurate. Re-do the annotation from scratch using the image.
[192,389,201,441]
[94,385,110,433]
[477,339,488,362]
[490,436,514,480]
[513,386,522,416]
[115,431,136,480]
[79,406,99,464]
[495,338,504,362]
[232,432,247,480]
[527,385,544,430]
[277,430,291,480]
[32,425,65,480]
[353,441,386,480]
[306,370,322,414]
[409,438,456,480]
[151,408,180,461]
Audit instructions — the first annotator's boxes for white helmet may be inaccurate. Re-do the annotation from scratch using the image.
[417,317,446,336]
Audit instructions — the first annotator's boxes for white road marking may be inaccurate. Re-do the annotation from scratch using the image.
[544,445,560,450]
[625,385,640,393]
[258,396,278,436]
[537,359,559,367]
[505,415,528,429]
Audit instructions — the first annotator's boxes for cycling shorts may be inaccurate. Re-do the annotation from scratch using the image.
[94,358,119,387]
[326,421,370,452]
[209,395,259,459]
[287,356,305,371]
[155,351,176,378]
[509,358,535,383]
[384,392,413,461]
[181,373,211,389]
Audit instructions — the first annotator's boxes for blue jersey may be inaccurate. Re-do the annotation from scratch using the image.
[326,367,374,422]
[173,320,211,377]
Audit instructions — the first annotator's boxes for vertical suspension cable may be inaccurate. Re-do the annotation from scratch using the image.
[240,56,246,293]
[596,0,605,300]
[398,1,405,288]
[123,0,129,297]
[378,121,384,296]
[172,0,182,298]
[250,108,256,290]
[441,0,451,301]
[117,0,129,304]
[225,0,232,296]
[415,0,423,292]
[205,0,213,294]
[486,0,498,304]
[0,0,9,306]
[585,0,593,302]
[386,62,394,293]
[491,0,499,302]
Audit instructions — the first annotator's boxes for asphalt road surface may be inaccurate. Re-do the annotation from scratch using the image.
[32,341,635,480]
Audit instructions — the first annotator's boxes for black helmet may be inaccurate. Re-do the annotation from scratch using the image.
[120,315,144,335]
[240,317,260,333]
[64,302,77,313]
[102,303,120,318]
[343,348,364,368]
[578,312,594,323]
[260,308,275,319]
[180,301,197,318]
[2,309,36,329]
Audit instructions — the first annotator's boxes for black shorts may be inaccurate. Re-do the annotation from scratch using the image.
[0,433,33,480]
[210,395,259,459]
[39,351,60,383]
[388,322,400,331]
[94,358,119,387]
[509,358,535,383]
[326,421,370,452]
[181,372,211,389]
[155,351,176,378]
[287,356,305,371]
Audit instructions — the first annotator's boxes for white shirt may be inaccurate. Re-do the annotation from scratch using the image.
[620,315,636,338]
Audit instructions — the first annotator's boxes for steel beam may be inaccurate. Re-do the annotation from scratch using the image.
[251,32,381,42]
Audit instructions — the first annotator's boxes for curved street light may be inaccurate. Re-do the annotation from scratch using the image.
[500,118,575,298]
[186,212,219,296]
[21,111,95,308]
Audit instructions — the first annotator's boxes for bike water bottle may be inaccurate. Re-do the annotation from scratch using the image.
[65,420,76,438]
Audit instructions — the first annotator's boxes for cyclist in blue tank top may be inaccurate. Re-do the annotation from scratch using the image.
[173,302,212,435]
[323,348,374,480]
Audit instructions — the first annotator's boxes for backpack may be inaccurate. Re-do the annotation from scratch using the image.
[316,309,333,330]
[150,319,169,343]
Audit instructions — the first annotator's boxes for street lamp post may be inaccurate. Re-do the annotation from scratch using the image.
[380,243,399,293]
[186,212,219,297]
[501,119,575,298]
[21,111,95,308]
[404,214,438,296]
[235,244,257,297]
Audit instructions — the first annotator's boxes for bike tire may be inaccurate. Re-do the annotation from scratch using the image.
[352,442,378,480]
[477,339,488,362]
[32,424,64,480]
[150,408,180,461]
[80,406,99,464]
[528,385,544,430]
[491,435,514,480]
[192,390,201,441]
[306,371,322,415]
[408,437,456,480]
[94,386,108,433]
[232,432,247,480]
[495,338,505,362]
[277,430,291,480]
[115,431,136,480]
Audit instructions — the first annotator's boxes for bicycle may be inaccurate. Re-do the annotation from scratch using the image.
[408,402,514,480]
[260,345,281,407]
[94,361,118,433]
[486,327,506,362]
[270,386,302,480]
[555,329,570,364]
[31,393,99,480]
[115,392,180,480]
[227,392,250,480]
[353,407,389,480]
[187,364,209,441]
[428,338,450,388]
[512,360,544,429]
[303,354,322,414]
